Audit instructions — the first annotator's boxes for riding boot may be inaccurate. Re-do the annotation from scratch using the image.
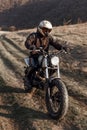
[24,67,34,92]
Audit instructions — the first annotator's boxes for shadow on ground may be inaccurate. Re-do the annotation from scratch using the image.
[0,76,50,130]
[0,104,42,130]
[0,76,24,93]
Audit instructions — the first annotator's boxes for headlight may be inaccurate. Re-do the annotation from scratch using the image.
[51,56,59,66]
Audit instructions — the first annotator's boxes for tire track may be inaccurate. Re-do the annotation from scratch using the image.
[0,40,24,86]
[62,74,87,106]
[4,35,28,55]
[1,39,26,60]
[0,34,66,130]
[0,24,87,130]
[0,35,37,130]
[0,34,53,130]
[1,34,28,57]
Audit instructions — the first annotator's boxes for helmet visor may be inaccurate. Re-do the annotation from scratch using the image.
[42,27,52,33]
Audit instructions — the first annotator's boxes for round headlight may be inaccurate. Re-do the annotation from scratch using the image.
[51,56,59,66]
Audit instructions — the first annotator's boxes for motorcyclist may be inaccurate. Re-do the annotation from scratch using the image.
[24,20,69,92]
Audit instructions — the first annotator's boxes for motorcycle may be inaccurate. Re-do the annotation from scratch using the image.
[24,48,68,120]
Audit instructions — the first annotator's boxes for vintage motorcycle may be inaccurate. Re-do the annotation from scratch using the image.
[24,48,68,120]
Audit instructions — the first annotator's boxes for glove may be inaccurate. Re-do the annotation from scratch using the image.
[29,45,36,50]
[63,46,70,53]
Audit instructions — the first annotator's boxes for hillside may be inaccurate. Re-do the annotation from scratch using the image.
[0,0,87,29]
[0,23,87,130]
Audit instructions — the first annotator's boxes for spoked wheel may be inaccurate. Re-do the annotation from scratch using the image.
[49,88,62,113]
[46,79,68,120]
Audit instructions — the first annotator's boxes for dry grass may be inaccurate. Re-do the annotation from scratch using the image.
[0,23,87,130]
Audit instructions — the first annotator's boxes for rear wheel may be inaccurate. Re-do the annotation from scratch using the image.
[46,79,68,120]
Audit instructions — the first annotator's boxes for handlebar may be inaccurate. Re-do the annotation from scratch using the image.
[29,44,70,54]
[29,48,69,56]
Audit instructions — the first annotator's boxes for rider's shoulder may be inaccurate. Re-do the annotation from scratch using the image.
[27,32,37,39]
[48,34,57,40]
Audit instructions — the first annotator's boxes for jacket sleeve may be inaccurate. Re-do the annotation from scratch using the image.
[49,35,67,50]
[25,33,36,49]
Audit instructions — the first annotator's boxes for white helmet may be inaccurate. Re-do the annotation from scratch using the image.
[37,20,52,36]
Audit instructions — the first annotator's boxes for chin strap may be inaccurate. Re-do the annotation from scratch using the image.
[37,27,45,36]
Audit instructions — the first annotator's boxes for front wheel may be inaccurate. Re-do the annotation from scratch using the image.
[46,79,68,120]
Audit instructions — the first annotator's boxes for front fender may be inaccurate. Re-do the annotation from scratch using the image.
[49,77,61,84]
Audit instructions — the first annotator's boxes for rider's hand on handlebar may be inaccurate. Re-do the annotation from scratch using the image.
[62,44,70,53]
[29,45,38,54]
[31,50,38,54]
[29,45,36,50]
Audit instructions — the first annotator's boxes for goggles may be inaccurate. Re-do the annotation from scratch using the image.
[42,27,52,33]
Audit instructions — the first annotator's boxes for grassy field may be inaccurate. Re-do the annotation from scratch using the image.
[0,23,87,130]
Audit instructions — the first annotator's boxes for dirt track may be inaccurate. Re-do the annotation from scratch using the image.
[0,23,87,130]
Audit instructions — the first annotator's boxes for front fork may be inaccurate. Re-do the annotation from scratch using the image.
[57,63,60,78]
[44,56,60,80]
[44,55,49,79]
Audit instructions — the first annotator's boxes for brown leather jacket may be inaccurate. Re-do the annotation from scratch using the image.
[25,31,67,52]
